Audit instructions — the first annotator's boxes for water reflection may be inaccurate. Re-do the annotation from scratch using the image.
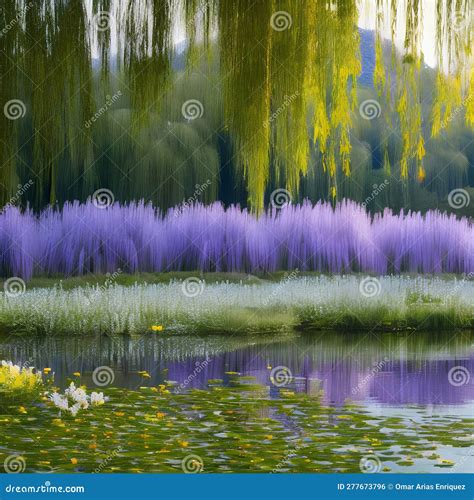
[0,331,472,407]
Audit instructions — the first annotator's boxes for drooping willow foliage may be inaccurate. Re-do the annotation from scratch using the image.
[0,0,472,211]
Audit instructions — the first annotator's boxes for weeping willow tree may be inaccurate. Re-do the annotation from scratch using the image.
[0,0,94,208]
[0,0,472,211]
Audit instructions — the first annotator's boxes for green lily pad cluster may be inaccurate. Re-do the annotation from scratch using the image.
[0,376,472,473]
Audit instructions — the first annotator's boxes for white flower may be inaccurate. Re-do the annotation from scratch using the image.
[2,360,20,376]
[73,389,88,407]
[49,383,107,416]
[69,403,82,417]
[50,393,69,411]
[64,382,88,407]
[64,382,77,397]
[90,392,106,406]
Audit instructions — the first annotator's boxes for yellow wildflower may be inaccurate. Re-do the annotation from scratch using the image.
[43,368,51,374]
[416,137,426,160]
[72,372,81,377]
[70,458,78,465]
[151,325,164,332]
[417,166,426,182]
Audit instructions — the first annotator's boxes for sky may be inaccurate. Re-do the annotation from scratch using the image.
[358,0,439,68]
[91,0,466,70]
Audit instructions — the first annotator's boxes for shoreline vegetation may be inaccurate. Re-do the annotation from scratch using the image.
[1,274,472,336]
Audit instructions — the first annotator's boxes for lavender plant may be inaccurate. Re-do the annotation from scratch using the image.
[0,200,472,280]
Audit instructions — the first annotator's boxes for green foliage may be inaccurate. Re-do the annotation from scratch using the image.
[0,378,472,472]
[1,0,473,212]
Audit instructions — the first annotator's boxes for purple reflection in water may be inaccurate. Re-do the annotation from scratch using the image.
[1,333,472,407]
[166,354,474,406]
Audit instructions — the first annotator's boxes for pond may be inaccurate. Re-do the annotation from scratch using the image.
[0,331,472,473]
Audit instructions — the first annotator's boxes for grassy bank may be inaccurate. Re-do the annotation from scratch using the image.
[21,272,271,290]
[1,275,473,336]
[10,271,466,290]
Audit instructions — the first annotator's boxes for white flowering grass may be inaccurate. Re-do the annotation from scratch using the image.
[0,275,472,335]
